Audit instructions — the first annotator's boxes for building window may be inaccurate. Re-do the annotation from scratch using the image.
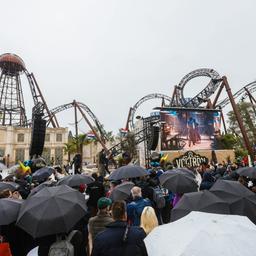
[0,148,5,163]
[45,134,50,142]
[15,148,25,163]
[17,133,25,142]
[55,147,63,165]
[56,134,62,142]
[0,148,5,157]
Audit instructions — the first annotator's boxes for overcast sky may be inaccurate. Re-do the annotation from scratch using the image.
[1,0,256,134]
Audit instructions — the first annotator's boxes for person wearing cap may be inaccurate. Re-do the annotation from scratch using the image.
[91,200,147,256]
[88,197,113,254]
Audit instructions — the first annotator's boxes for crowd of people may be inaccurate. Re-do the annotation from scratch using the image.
[0,155,255,256]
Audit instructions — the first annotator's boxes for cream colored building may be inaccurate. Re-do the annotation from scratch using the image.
[0,126,69,166]
[82,140,116,165]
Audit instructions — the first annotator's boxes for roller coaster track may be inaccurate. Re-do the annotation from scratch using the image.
[44,101,108,141]
[216,81,256,109]
[174,68,222,107]
[127,93,172,130]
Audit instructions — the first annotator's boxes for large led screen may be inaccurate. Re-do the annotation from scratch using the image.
[160,109,221,151]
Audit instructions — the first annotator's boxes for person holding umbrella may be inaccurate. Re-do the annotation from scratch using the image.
[0,198,35,256]
[91,200,148,256]
[16,185,88,255]
[88,197,113,253]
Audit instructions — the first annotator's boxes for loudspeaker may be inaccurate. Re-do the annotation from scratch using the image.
[147,126,159,150]
[29,116,46,157]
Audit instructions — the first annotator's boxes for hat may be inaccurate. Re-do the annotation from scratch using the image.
[97,197,112,209]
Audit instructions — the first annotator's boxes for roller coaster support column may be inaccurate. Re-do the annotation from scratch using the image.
[171,85,179,106]
[220,109,227,134]
[125,107,133,131]
[222,76,254,160]
[244,87,256,117]
[212,82,225,108]
[75,102,108,151]
[30,73,58,128]
[73,100,79,152]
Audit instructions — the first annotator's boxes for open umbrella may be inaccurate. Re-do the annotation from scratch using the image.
[210,179,253,196]
[236,167,256,179]
[16,185,87,238]
[159,170,198,193]
[5,164,20,174]
[29,180,56,197]
[109,182,134,202]
[171,190,230,221]
[57,174,94,187]
[175,168,195,179]
[145,211,256,256]
[0,198,23,225]
[0,162,7,170]
[108,165,148,180]
[32,167,54,182]
[210,179,256,223]
[0,182,20,192]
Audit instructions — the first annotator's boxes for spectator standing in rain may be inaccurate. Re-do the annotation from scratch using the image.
[86,173,105,217]
[140,206,158,235]
[88,197,113,253]
[91,200,148,256]
[127,186,151,226]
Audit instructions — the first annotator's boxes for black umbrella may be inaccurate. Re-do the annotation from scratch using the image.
[171,190,230,221]
[16,185,87,238]
[29,180,56,197]
[210,179,253,198]
[108,165,148,180]
[236,167,256,179]
[109,182,134,202]
[32,167,54,182]
[57,174,94,187]
[175,168,196,179]
[0,182,20,192]
[0,198,23,225]
[159,170,198,193]
[210,179,256,223]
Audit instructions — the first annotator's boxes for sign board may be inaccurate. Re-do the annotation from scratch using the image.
[173,151,208,168]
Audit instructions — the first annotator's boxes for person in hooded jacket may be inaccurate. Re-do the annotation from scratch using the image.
[91,200,147,256]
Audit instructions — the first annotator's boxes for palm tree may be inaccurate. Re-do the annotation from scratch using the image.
[64,142,76,163]
[73,134,91,156]
[64,134,92,163]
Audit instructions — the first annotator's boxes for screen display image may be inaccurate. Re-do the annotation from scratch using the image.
[160,109,221,151]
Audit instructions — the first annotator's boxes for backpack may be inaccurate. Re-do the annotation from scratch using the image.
[153,186,166,209]
[48,231,77,256]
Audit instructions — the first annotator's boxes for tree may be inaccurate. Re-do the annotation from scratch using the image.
[227,101,256,147]
[91,125,115,143]
[215,133,239,150]
[64,142,76,163]
[73,134,91,156]
[64,134,91,162]
[115,131,138,166]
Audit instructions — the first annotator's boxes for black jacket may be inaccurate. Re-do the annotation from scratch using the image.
[91,220,148,256]
[86,181,105,207]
